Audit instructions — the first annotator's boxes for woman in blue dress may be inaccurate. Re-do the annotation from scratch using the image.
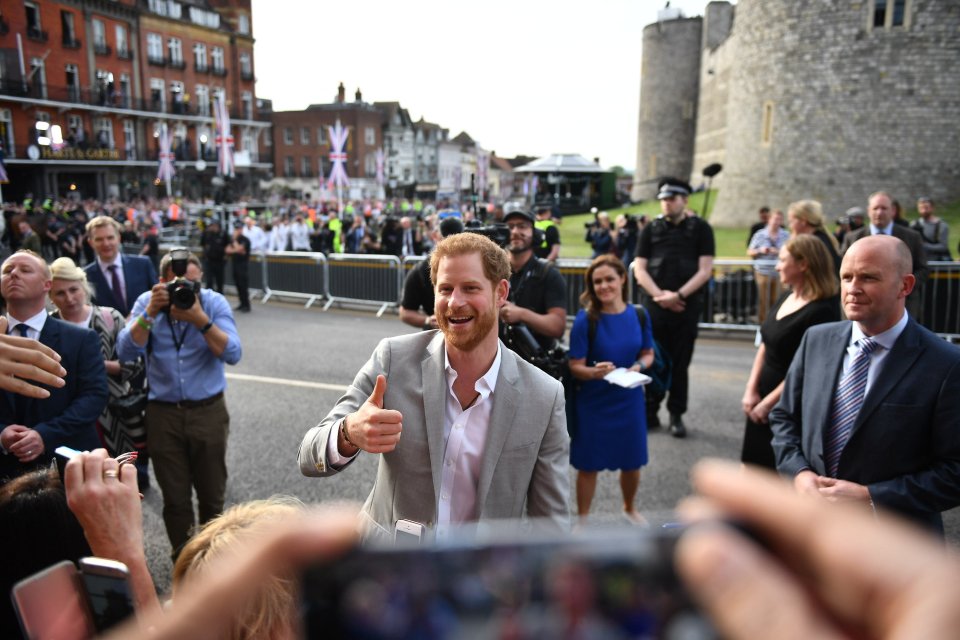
[568,255,654,523]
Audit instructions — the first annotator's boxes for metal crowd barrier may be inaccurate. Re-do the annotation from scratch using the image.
[121,247,960,340]
[260,251,328,308]
[323,254,403,317]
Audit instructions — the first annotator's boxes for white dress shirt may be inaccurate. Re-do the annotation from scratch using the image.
[325,345,502,538]
[870,222,895,236]
[6,309,49,340]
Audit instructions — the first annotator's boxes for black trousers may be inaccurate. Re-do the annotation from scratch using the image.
[233,261,250,309]
[205,259,225,294]
[641,294,702,416]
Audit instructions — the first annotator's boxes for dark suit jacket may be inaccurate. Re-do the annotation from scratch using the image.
[840,225,927,284]
[84,255,158,317]
[0,317,108,482]
[771,319,960,532]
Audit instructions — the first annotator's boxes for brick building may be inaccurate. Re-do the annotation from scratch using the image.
[269,83,383,200]
[0,0,271,202]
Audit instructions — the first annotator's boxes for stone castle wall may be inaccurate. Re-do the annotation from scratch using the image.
[637,0,960,226]
[631,17,702,202]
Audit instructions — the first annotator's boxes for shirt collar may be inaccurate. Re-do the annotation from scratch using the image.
[849,310,908,351]
[870,222,894,236]
[443,343,502,399]
[7,308,49,335]
[97,253,123,272]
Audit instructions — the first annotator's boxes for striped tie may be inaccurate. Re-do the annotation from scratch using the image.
[825,337,879,477]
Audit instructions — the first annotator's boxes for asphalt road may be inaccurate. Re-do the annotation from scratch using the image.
[139,298,960,591]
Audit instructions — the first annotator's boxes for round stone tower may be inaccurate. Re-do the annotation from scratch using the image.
[631,16,702,202]
[710,0,960,225]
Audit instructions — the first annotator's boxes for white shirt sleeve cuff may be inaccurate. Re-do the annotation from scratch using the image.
[326,418,359,467]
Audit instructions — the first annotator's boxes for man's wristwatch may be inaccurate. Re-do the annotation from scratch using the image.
[200,321,214,334]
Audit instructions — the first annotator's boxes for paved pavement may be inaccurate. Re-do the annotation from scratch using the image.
[139,298,960,591]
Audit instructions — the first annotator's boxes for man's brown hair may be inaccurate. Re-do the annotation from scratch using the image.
[429,233,511,288]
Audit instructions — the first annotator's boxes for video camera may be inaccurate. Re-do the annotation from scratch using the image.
[464,220,511,248]
[501,323,568,380]
[165,247,201,310]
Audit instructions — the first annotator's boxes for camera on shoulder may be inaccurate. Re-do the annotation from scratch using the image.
[165,247,201,310]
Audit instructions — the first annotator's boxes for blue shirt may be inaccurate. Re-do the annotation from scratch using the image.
[117,288,242,402]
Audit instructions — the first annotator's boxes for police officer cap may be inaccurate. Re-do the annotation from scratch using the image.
[845,206,865,219]
[503,209,536,224]
[656,177,692,200]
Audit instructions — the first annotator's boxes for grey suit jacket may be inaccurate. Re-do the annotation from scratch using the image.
[298,331,571,538]
[770,318,960,532]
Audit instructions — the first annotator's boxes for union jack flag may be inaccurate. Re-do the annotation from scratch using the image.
[156,123,176,192]
[327,120,350,189]
[375,148,385,186]
[214,92,235,178]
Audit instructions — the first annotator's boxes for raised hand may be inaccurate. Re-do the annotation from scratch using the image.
[341,375,403,454]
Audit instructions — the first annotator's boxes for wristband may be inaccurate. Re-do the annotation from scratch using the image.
[340,419,356,447]
[200,321,214,334]
[136,314,154,331]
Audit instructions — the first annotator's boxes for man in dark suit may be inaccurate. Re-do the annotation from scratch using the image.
[771,235,960,533]
[840,191,926,319]
[0,251,108,482]
[83,215,157,318]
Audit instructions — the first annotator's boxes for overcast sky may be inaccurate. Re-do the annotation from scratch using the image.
[251,0,721,171]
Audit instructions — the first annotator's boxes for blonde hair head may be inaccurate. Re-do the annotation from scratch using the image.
[49,257,94,301]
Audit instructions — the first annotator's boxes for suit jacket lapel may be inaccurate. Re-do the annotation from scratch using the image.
[422,333,447,508]
[813,324,851,465]
[476,343,520,512]
[855,319,922,431]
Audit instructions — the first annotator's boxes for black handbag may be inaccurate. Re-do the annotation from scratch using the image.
[108,390,148,421]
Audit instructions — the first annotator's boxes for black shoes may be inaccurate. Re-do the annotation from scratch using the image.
[647,410,661,429]
[669,414,687,438]
[235,305,251,313]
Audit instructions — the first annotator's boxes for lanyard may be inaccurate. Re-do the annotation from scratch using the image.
[166,318,190,353]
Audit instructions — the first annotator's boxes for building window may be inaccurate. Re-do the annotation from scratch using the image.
[0,109,14,156]
[118,73,130,108]
[25,2,44,40]
[238,14,250,35]
[92,19,108,54]
[283,127,293,145]
[123,120,135,159]
[871,0,909,29]
[94,117,113,149]
[284,156,294,177]
[65,64,80,101]
[239,52,252,79]
[168,38,183,66]
[150,78,165,111]
[316,127,325,145]
[300,127,310,145]
[147,33,164,63]
[761,101,774,146]
[365,153,376,177]
[170,81,185,114]
[364,127,375,145]
[193,43,207,72]
[189,7,220,29]
[301,156,312,177]
[29,57,46,99]
[196,85,209,117]
[116,24,129,58]
[211,47,225,73]
[61,11,79,47]
[241,92,252,120]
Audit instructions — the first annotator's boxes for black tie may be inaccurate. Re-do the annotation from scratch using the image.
[11,323,29,421]
[13,323,28,338]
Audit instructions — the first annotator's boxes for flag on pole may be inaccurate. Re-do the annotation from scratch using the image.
[156,123,176,194]
[0,145,9,185]
[327,120,350,190]
[214,92,235,178]
[375,148,385,186]
[476,151,489,199]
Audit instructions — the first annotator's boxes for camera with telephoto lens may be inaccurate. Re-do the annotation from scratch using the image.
[165,247,201,310]
[464,220,511,248]
[502,323,567,380]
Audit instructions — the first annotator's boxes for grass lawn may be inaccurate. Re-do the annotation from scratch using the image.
[556,192,960,260]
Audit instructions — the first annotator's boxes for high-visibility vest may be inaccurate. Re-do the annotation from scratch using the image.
[168,203,181,221]
[328,217,342,253]
[534,218,555,249]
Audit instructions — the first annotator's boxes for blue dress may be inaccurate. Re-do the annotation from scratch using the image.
[568,306,653,471]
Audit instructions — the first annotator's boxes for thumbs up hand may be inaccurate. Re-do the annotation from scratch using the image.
[339,375,404,455]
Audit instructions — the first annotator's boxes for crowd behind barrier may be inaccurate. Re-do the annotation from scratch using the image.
[141,243,960,341]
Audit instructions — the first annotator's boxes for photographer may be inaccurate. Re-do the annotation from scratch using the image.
[500,210,567,354]
[586,210,614,258]
[117,249,241,558]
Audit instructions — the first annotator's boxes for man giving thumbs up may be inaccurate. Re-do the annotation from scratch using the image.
[298,233,570,540]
